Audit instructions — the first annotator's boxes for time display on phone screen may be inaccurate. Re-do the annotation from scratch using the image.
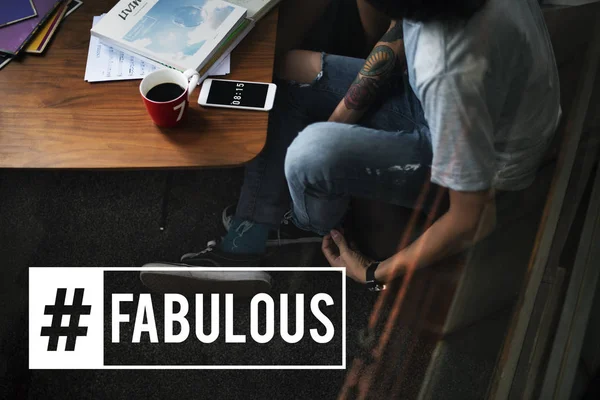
[231,82,245,105]
[207,80,269,108]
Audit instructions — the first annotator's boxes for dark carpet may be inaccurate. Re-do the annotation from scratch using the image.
[0,168,385,400]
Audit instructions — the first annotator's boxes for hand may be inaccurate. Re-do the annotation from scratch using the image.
[322,229,372,283]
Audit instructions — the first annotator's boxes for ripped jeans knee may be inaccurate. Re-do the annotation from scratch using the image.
[286,51,325,88]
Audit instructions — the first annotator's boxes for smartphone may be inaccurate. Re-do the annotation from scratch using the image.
[198,78,277,111]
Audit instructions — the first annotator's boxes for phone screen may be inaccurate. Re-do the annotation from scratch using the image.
[206,80,269,108]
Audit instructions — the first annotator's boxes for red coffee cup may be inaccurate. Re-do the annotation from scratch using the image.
[140,68,200,128]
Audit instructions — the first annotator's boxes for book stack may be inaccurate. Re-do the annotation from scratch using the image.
[89,0,280,82]
[0,0,83,70]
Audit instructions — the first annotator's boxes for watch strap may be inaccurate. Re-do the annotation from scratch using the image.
[366,262,385,291]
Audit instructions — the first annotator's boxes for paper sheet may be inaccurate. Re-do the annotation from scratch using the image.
[84,15,230,82]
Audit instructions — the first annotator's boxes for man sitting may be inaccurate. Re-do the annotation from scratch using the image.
[140,0,561,294]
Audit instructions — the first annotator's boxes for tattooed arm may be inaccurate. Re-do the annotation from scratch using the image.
[329,20,405,124]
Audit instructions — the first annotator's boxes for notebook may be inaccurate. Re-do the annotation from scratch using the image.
[25,0,70,53]
[0,0,64,55]
[0,0,37,28]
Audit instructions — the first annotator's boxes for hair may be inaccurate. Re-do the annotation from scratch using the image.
[365,0,488,23]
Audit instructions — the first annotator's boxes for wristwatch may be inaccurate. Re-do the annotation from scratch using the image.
[366,262,386,292]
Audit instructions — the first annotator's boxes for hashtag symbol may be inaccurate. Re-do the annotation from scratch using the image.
[41,288,91,351]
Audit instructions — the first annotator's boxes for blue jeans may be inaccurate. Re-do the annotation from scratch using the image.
[236,54,436,235]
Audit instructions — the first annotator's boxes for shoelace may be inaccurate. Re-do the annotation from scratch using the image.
[201,240,217,253]
[282,210,293,225]
[184,240,218,259]
[276,210,294,245]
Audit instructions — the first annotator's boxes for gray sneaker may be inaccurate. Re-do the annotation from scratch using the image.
[140,240,271,298]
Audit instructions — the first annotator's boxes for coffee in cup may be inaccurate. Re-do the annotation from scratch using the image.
[140,68,200,128]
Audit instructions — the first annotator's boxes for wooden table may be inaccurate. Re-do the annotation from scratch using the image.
[0,1,278,169]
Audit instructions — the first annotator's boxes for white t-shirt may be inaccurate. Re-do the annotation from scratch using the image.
[403,0,561,191]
